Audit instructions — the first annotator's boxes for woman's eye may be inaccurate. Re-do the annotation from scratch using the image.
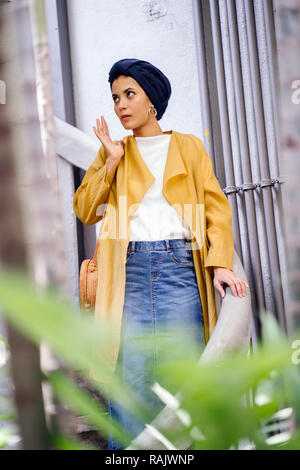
[113,91,134,103]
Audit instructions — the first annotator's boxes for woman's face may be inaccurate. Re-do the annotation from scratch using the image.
[111,75,154,130]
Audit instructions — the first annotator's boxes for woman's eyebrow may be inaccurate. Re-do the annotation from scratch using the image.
[112,87,135,97]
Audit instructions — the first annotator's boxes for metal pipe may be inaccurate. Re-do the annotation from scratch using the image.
[227,0,266,344]
[246,0,287,332]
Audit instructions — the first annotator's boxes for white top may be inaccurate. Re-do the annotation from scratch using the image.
[129,133,191,241]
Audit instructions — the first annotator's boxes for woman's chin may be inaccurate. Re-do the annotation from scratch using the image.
[121,120,133,130]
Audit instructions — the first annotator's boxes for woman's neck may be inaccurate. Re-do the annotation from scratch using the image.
[133,122,164,138]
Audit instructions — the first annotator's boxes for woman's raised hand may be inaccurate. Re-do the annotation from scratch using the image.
[93,116,125,163]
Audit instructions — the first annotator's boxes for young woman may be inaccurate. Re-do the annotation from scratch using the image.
[73,58,249,450]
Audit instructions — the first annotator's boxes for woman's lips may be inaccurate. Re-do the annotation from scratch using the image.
[122,115,131,120]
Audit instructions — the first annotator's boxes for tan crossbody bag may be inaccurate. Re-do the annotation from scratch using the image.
[79,196,109,312]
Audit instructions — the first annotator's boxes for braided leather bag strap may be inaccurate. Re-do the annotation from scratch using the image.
[92,195,109,263]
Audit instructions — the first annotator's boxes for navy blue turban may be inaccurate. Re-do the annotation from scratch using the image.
[108,58,171,121]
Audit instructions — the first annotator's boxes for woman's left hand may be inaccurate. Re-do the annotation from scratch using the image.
[213,267,249,299]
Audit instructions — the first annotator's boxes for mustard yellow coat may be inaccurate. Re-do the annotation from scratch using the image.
[73,130,234,383]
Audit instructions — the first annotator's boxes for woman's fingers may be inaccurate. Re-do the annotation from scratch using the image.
[100,116,105,135]
[214,279,226,299]
[102,116,110,137]
[233,280,241,297]
[231,278,249,297]
[93,116,112,145]
[238,279,249,296]
[227,280,237,297]
[96,116,107,134]
[237,281,245,297]
[96,117,103,135]
[93,126,99,139]
[93,117,105,144]
[214,268,250,299]
[93,125,102,144]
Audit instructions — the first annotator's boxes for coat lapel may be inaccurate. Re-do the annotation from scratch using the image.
[161,130,188,190]
[126,129,189,210]
[120,130,200,261]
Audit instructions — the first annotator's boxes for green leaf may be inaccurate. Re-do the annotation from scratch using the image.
[47,369,134,448]
[50,432,98,450]
[0,267,155,424]
[1,266,300,450]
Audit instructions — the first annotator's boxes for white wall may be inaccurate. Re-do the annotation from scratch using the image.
[66,0,204,143]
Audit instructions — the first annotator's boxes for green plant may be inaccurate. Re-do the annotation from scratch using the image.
[0,266,299,450]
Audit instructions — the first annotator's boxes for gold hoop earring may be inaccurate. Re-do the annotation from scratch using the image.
[148,104,157,117]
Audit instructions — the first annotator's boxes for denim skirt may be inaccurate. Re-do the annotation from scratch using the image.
[107,238,205,450]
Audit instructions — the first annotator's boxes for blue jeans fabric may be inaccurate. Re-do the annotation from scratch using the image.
[107,238,205,450]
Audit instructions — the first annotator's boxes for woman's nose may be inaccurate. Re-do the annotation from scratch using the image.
[118,97,128,109]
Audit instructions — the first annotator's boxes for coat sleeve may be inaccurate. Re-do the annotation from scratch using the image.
[73,144,117,225]
[199,139,234,271]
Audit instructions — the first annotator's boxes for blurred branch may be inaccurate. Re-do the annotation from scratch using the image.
[0,0,50,450]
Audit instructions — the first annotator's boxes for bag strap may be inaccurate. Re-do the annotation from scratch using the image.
[92,195,109,263]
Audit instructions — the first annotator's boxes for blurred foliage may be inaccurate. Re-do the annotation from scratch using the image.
[0,266,300,450]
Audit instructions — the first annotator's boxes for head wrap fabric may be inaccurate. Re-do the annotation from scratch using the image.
[108,58,171,121]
